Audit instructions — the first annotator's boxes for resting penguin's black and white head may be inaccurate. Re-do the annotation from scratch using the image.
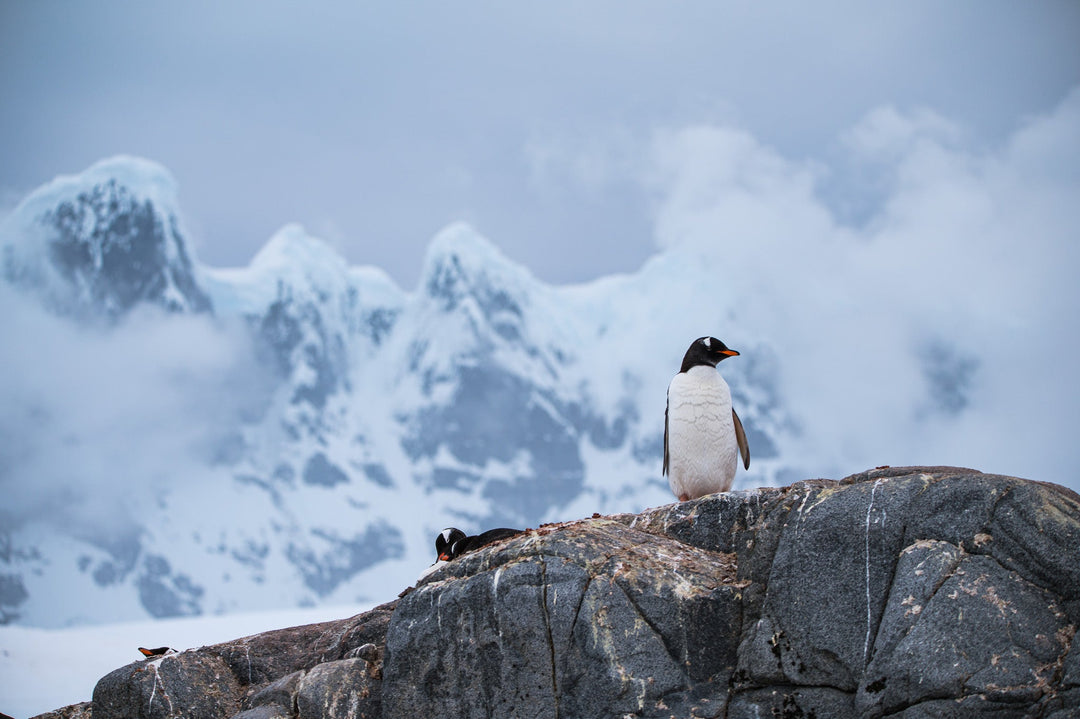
[680,336,739,373]
[435,527,467,561]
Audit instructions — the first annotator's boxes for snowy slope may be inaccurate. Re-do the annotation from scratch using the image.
[0,157,795,629]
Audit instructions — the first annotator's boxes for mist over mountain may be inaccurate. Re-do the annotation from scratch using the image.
[1,88,1076,627]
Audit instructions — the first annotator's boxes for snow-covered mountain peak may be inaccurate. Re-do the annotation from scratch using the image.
[201,226,407,353]
[420,223,539,312]
[253,224,346,278]
[205,224,352,313]
[6,156,181,225]
[422,222,514,273]
[0,155,209,319]
[401,223,579,396]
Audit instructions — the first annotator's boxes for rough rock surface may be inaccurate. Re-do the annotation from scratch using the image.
[36,467,1080,718]
[74,602,393,719]
[27,703,93,719]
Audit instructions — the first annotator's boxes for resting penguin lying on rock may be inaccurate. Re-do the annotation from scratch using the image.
[417,526,524,580]
[664,336,750,501]
[138,646,177,657]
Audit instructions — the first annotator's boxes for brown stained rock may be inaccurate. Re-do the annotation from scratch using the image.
[385,519,749,718]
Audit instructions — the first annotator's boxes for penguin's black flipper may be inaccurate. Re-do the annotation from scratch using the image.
[732,408,750,470]
[449,527,523,559]
[474,527,523,546]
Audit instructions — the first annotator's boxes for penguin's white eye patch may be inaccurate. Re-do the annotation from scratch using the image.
[703,337,711,348]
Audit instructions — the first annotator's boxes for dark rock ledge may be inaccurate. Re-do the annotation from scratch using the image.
[35,467,1080,719]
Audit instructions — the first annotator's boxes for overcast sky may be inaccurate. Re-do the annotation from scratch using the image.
[1,1,1078,287]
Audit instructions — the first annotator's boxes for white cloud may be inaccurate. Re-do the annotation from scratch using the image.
[0,290,270,529]
[843,105,963,163]
[643,87,1080,487]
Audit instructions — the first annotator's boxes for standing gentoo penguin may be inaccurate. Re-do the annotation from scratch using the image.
[664,336,750,501]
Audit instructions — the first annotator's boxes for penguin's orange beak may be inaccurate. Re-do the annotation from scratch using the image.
[438,551,451,561]
[719,349,739,357]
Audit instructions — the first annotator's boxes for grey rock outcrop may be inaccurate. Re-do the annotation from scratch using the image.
[40,467,1080,718]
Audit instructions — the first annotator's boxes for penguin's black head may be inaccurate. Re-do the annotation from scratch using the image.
[680,336,739,372]
[435,527,466,561]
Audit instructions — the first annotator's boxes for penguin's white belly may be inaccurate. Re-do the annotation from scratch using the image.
[667,367,738,499]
